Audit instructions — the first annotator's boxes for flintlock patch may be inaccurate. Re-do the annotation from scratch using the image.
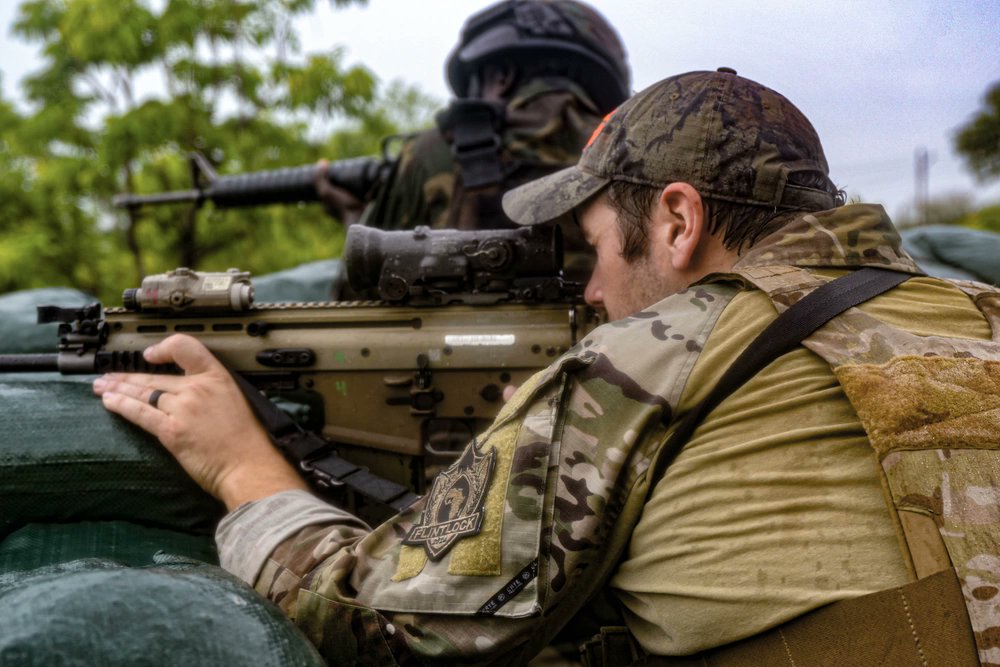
[403,440,496,560]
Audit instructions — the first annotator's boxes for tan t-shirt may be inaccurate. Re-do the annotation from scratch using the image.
[610,275,994,655]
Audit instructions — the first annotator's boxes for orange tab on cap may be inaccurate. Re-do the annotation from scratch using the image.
[586,108,617,149]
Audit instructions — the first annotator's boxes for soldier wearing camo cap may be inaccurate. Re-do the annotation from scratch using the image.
[316,0,630,281]
[96,69,1000,664]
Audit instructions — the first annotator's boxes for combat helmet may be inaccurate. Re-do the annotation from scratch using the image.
[445,0,630,113]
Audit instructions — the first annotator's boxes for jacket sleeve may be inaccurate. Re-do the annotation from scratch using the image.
[215,370,662,665]
[215,288,729,665]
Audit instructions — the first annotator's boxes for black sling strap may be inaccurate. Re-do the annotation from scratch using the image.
[229,371,420,514]
[646,267,912,498]
[436,99,507,190]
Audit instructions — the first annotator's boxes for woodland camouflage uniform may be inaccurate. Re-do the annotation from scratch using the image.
[218,71,1000,665]
[361,78,604,233]
[358,78,605,282]
[358,0,631,281]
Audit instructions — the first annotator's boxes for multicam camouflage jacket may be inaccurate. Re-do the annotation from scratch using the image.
[217,204,1000,665]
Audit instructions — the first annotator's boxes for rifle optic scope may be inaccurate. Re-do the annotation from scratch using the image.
[345,225,562,302]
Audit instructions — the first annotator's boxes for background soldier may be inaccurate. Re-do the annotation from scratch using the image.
[96,70,1000,664]
[316,0,630,280]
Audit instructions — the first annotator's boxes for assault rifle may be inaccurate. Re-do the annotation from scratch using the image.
[0,225,597,523]
[112,151,392,210]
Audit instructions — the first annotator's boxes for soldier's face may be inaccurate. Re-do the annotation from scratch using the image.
[579,195,679,321]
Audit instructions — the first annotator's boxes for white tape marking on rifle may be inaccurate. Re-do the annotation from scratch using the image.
[444,334,516,347]
[202,276,232,291]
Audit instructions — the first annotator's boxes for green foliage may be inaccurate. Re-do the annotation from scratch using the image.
[61,0,160,66]
[962,203,1000,234]
[955,80,1000,183]
[323,80,439,160]
[279,50,376,116]
[0,0,434,302]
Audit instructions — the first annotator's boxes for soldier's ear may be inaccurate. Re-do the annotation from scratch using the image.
[656,182,705,272]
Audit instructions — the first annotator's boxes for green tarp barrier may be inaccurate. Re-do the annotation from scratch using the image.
[0,522,217,572]
[0,287,93,354]
[0,373,223,540]
[250,258,344,303]
[0,262,344,662]
[0,557,325,666]
[901,225,1000,285]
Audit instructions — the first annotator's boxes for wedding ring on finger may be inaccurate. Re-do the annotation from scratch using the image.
[148,389,166,409]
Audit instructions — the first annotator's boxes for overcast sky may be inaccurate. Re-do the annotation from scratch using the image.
[2,1,999,220]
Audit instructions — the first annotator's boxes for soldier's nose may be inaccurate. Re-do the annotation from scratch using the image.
[584,280,604,308]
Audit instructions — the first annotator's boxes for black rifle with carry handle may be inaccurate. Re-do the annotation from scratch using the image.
[112,150,393,211]
[0,225,597,524]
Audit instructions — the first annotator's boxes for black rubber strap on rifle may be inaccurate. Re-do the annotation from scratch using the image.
[647,267,911,498]
[228,371,420,513]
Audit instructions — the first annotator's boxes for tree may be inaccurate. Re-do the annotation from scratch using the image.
[0,0,436,302]
[955,80,1000,183]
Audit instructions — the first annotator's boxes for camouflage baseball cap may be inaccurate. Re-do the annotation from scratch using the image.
[502,69,838,225]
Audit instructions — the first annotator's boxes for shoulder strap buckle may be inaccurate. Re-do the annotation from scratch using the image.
[436,99,507,190]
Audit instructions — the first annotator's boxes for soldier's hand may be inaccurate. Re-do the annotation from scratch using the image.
[92,334,308,511]
[315,159,364,226]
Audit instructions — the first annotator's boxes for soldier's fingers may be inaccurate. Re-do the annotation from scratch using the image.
[143,334,222,376]
[94,377,175,411]
[93,373,188,397]
[101,390,171,436]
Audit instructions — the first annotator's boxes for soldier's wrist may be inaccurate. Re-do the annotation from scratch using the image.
[216,461,310,513]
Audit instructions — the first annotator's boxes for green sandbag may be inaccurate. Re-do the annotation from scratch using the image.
[0,287,93,353]
[0,556,326,667]
[0,373,223,537]
[0,522,217,573]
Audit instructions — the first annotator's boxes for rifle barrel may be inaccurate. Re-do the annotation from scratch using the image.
[0,354,59,373]
[112,190,203,209]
